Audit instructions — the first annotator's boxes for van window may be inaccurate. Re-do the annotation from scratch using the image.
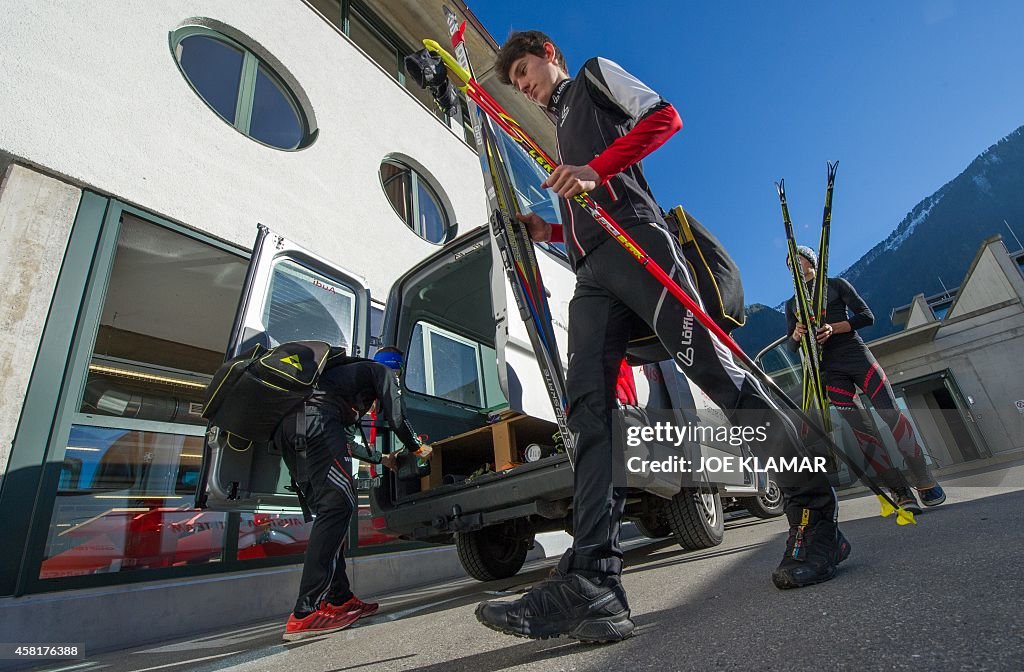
[405,322,505,409]
[497,130,565,258]
[263,260,356,348]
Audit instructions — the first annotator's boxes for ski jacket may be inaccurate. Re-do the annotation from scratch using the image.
[545,57,682,267]
[785,277,874,355]
[309,361,421,452]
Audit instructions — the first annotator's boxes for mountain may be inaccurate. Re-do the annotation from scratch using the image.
[840,124,1024,341]
[735,123,1024,356]
[734,303,788,355]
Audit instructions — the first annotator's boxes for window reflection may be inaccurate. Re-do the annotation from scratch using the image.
[379,160,451,244]
[177,35,243,123]
[250,65,303,149]
[42,426,225,578]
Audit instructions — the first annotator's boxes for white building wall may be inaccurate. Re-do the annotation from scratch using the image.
[0,0,489,299]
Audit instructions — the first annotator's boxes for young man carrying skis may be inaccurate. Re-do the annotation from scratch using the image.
[475,31,849,643]
[785,246,946,513]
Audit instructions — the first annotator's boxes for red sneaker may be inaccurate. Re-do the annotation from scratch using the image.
[325,595,379,620]
[282,606,359,641]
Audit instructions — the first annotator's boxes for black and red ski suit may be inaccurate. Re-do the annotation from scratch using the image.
[275,360,421,617]
[546,57,837,580]
[785,278,935,489]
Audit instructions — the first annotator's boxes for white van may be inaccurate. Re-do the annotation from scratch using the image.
[196,220,781,581]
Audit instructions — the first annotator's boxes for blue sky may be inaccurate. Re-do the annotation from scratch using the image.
[465,0,1024,305]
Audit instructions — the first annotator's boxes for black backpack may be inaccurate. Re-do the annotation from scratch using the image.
[201,340,347,450]
[664,205,746,333]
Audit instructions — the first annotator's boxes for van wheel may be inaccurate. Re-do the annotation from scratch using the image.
[666,481,724,550]
[456,522,532,581]
[742,476,785,519]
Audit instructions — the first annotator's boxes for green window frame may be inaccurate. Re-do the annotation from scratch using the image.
[380,159,454,244]
[170,26,316,150]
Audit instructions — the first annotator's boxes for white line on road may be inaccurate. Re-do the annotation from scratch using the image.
[123,650,244,672]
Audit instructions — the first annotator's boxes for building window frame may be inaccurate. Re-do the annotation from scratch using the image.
[338,0,471,136]
[169,25,317,151]
[380,158,455,245]
[0,198,334,596]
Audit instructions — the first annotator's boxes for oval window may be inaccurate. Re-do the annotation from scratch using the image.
[172,26,313,150]
[380,160,453,244]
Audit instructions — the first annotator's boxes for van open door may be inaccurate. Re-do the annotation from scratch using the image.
[196,224,369,512]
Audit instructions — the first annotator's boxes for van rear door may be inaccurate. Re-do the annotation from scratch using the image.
[196,224,369,512]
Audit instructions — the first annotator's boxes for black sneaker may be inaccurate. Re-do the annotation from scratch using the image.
[891,485,923,516]
[475,571,634,643]
[772,509,851,590]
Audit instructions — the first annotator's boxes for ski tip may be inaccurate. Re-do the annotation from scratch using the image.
[896,508,917,526]
[877,494,896,518]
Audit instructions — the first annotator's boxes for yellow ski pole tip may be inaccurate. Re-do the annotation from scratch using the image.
[896,508,917,526]
[877,494,896,518]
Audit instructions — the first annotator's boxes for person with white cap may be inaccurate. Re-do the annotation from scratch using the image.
[785,245,946,513]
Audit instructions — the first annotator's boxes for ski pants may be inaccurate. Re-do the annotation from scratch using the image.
[823,344,935,489]
[561,223,837,579]
[276,406,357,617]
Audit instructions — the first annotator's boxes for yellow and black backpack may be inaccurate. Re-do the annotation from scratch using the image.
[201,340,348,449]
[664,205,746,334]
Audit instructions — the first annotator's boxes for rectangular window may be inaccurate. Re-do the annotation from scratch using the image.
[406,322,505,409]
[42,425,223,578]
[347,6,401,79]
[41,213,247,579]
[342,2,463,128]
[262,260,356,348]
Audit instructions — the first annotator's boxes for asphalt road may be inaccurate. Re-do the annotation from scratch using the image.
[32,460,1024,672]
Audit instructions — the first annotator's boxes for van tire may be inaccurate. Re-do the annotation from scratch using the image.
[742,475,785,519]
[456,523,532,581]
[666,485,724,550]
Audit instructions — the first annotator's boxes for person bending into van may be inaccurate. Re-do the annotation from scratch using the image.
[785,245,946,513]
[475,31,848,643]
[278,348,432,641]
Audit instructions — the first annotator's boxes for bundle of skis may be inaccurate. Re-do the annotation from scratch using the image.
[405,5,912,523]
[776,163,838,434]
[777,167,915,525]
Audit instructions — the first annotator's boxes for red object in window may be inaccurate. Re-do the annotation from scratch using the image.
[615,359,637,406]
[371,516,387,530]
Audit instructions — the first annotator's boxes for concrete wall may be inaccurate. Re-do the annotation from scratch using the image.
[905,294,936,329]
[875,304,1024,456]
[0,166,81,477]
[0,0,488,301]
[948,246,1017,318]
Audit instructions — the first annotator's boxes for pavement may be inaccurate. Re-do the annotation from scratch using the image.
[28,459,1024,672]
